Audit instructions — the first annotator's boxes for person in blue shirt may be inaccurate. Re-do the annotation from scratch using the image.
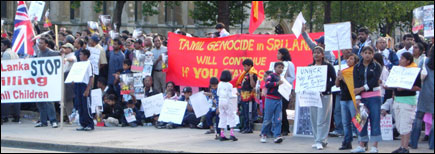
[204,77,221,140]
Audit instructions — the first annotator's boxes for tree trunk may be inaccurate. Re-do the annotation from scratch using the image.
[217,1,230,32]
[113,1,126,32]
[324,1,331,24]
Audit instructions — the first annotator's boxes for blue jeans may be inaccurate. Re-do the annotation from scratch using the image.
[341,100,357,144]
[183,111,200,126]
[36,102,57,125]
[241,100,257,132]
[261,98,282,138]
[333,93,343,134]
[410,111,425,149]
[205,109,221,133]
[430,126,434,150]
[358,96,382,143]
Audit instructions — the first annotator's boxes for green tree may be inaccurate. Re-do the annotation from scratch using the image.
[189,1,251,32]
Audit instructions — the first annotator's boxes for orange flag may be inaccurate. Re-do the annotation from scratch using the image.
[249,1,265,34]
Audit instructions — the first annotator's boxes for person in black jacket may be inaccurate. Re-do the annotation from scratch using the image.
[102,94,124,127]
[309,46,336,150]
[351,46,382,153]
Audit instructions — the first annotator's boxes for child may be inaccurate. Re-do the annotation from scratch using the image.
[217,71,238,141]
[232,59,258,134]
[122,95,143,127]
[179,87,201,128]
[102,94,123,127]
[204,77,221,140]
[75,49,95,131]
[389,52,421,153]
[260,62,284,144]
[261,71,274,138]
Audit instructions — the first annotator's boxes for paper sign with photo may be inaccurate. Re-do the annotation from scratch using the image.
[124,108,136,123]
[120,74,134,95]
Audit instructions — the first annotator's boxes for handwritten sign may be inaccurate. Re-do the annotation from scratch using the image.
[324,22,352,51]
[190,91,211,118]
[91,89,103,114]
[65,61,92,84]
[86,47,100,75]
[385,66,420,90]
[158,100,187,125]
[279,78,293,101]
[368,114,393,141]
[141,93,165,118]
[295,66,327,92]
[28,1,45,21]
[297,91,322,108]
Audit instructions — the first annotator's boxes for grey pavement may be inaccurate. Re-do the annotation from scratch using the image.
[1,119,433,153]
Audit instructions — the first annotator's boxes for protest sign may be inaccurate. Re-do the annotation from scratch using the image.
[190,91,211,118]
[1,57,62,103]
[120,74,134,95]
[158,100,187,125]
[423,5,434,37]
[368,114,394,141]
[143,52,154,76]
[279,78,293,101]
[86,47,100,75]
[292,12,306,39]
[385,66,420,90]
[293,97,313,137]
[132,73,145,99]
[324,22,352,51]
[99,15,111,33]
[167,32,324,87]
[28,1,45,21]
[141,93,165,118]
[124,108,136,123]
[65,61,92,84]
[91,89,103,114]
[131,50,145,72]
[297,91,322,108]
[295,66,328,92]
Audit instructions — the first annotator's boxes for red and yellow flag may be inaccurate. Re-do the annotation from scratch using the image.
[43,9,52,28]
[249,1,265,34]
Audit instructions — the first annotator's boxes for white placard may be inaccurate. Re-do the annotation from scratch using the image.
[331,64,349,92]
[297,91,322,108]
[292,12,306,39]
[190,91,211,118]
[87,47,101,75]
[158,100,187,125]
[295,66,328,92]
[65,61,92,84]
[28,1,45,21]
[1,57,62,103]
[385,66,420,90]
[124,108,137,123]
[91,89,103,114]
[368,114,393,141]
[324,22,352,51]
[141,93,165,118]
[279,78,293,101]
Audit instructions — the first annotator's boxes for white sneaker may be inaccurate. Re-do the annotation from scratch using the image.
[316,143,324,150]
[312,144,317,149]
[197,122,203,128]
[260,135,267,143]
[351,146,366,153]
[369,147,378,153]
[52,122,58,128]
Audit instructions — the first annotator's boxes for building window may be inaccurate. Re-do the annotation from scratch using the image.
[1,1,7,18]
[70,1,75,20]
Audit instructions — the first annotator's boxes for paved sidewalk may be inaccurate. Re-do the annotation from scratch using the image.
[1,119,433,153]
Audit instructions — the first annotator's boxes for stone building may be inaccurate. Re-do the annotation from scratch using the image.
[1,1,293,37]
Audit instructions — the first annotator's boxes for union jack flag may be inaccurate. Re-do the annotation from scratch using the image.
[11,1,35,56]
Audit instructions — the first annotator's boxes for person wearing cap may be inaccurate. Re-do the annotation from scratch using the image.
[61,43,77,121]
[87,34,108,87]
[301,24,336,64]
[216,23,230,38]
[151,35,168,93]
[179,87,201,128]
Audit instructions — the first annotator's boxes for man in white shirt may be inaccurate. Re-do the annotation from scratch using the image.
[396,34,414,60]
[215,23,230,38]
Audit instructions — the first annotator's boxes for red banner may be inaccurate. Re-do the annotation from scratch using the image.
[167,32,324,87]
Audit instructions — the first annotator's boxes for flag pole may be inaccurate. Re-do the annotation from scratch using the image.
[56,25,65,130]
[337,31,341,70]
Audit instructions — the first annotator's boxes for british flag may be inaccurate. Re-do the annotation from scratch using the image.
[11,1,35,56]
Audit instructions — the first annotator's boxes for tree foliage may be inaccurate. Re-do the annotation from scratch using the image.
[141,1,180,17]
[265,1,434,35]
[189,1,251,27]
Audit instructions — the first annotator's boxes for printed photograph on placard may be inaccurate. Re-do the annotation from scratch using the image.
[120,73,134,95]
